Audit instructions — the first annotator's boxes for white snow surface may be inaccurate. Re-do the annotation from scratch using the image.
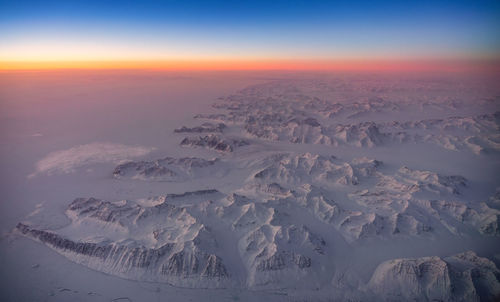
[30,142,156,177]
[1,71,500,301]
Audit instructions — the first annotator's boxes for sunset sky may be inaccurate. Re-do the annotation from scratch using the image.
[1,0,499,71]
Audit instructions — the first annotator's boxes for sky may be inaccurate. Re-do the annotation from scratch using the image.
[0,0,499,70]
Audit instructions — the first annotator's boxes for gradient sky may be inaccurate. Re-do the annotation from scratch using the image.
[1,0,499,70]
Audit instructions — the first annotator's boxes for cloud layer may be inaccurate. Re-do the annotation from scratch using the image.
[30,142,155,177]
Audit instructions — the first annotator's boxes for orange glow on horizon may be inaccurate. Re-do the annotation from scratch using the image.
[1,59,499,72]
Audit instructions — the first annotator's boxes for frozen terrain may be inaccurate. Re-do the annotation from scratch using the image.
[1,71,500,301]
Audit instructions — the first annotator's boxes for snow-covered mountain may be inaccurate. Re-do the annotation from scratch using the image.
[17,78,500,301]
[368,251,500,302]
[113,157,225,181]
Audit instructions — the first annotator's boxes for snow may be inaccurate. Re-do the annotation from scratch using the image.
[29,142,156,177]
[1,70,500,301]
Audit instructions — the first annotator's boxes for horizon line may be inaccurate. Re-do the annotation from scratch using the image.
[2,58,500,72]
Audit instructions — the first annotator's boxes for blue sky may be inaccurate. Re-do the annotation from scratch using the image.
[0,0,499,63]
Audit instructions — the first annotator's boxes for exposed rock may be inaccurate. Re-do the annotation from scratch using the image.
[113,157,220,181]
[180,134,249,153]
[174,123,226,133]
[257,251,311,271]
